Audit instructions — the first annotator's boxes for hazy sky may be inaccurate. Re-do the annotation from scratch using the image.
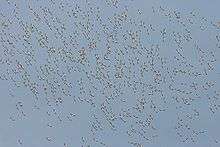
[0,0,220,147]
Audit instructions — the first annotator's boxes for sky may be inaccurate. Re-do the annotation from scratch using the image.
[0,0,220,147]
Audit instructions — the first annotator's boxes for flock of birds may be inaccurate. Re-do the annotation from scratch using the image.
[0,0,220,147]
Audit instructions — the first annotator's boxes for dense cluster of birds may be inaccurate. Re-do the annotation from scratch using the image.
[0,0,220,147]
